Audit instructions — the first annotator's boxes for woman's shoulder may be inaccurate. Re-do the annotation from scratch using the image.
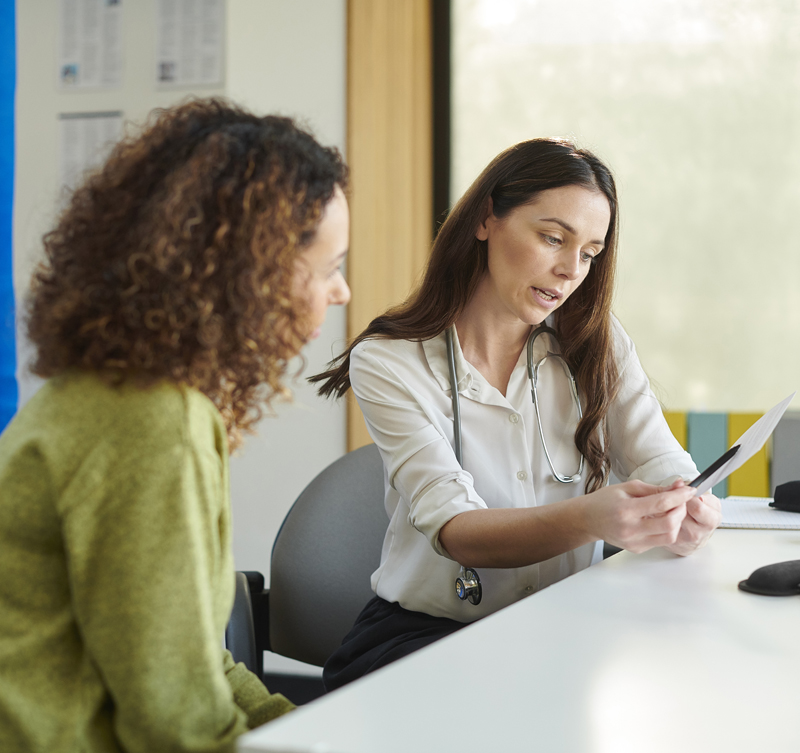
[350,336,437,392]
[0,372,226,508]
[25,371,222,457]
[608,313,637,363]
[352,336,426,362]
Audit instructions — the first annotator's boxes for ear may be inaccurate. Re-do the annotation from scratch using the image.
[475,197,494,241]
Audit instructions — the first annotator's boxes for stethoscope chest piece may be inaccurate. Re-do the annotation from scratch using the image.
[455,566,482,605]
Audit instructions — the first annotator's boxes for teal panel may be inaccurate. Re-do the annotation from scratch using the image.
[687,412,728,497]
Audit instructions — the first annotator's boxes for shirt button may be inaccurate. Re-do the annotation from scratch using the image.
[516,471,528,481]
[524,585,535,593]
[509,413,520,424]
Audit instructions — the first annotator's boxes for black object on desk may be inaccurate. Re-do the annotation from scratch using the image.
[738,560,800,596]
[770,480,800,513]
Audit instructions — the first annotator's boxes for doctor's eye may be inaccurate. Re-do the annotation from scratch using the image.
[541,234,562,247]
[580,251,596,263]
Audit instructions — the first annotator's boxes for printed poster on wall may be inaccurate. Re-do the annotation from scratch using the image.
[156,0,225,86]
[59,111,123,195]
[59,0,122,89]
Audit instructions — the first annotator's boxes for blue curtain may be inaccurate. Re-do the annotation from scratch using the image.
[0,0,16,431]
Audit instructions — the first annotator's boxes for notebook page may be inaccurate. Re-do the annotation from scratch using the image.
[721,496,800,529]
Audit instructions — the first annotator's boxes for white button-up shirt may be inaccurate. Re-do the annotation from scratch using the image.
[351,317,697,622]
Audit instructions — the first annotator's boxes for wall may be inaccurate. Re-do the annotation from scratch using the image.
[226,0,347,677]
[13,0,347,605]
[224,0,348,590]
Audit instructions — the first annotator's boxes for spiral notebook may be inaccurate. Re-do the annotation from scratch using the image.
[720,496,800,530]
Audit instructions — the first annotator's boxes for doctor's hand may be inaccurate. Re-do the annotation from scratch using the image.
[660,480,722,556]
[582,480,695,555]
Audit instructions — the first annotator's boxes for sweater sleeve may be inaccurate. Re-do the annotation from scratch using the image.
[223,651,294,728]
[59,433,278,752]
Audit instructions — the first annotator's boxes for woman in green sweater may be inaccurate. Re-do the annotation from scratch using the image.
[0,98,350,752]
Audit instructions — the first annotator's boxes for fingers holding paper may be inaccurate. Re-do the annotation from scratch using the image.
[586,480,695,555]
[661,480,722,556]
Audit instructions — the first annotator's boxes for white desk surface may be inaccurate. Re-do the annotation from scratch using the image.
[239,529,800,753]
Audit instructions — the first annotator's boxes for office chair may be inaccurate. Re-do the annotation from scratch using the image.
[226,443,387,684]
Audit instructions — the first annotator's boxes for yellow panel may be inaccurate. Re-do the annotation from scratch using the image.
[347,0,432,451]
[662,411,687,449]
[727,413,770,497]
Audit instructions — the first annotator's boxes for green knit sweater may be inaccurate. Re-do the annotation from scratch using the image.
[0,371,294,752]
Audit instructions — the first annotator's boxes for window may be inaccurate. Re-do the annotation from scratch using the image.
[451,0,800,412]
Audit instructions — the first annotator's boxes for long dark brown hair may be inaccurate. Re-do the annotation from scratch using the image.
[27,98,347,449]
[313,138,618,492]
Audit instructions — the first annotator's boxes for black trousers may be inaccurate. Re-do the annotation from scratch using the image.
[323,596,468,692]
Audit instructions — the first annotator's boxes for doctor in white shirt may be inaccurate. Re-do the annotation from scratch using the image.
[313,137,722,691]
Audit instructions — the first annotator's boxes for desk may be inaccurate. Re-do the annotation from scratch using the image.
[240,530,800,753]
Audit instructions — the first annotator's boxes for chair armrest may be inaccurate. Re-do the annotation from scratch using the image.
[225,572,258,676]
[241,570,271,676]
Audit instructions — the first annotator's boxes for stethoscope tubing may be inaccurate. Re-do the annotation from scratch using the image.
[446,323,584,605]
[447,323,583,480]
[446,327,463,466]
[527,326,585,484]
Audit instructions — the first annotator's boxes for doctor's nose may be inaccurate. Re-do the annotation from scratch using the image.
[555,248,582,280]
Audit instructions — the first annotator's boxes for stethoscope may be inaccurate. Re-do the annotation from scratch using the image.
[447,322,584,606]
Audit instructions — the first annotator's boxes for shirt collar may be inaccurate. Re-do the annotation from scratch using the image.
[421,326,474,394]
[422,319,558,403]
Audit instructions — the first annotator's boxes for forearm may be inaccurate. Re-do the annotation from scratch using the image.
[438,481,698,566]
[438,499,594,568]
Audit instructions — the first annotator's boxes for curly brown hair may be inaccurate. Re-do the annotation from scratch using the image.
[27,98,348,448]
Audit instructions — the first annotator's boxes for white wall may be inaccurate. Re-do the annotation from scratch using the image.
[15,0,224,407]
[224,0,348,587]
[14,0,348,601]
[225,0,347,678]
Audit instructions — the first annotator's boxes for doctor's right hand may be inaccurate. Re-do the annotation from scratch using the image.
[581,480,695,554]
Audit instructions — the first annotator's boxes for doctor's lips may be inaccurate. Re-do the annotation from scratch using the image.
[532,287,563,302]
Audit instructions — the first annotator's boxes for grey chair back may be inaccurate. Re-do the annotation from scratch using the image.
[268,443,387,667]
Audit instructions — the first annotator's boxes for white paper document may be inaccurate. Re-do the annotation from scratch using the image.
[59,111,123,194]
[156,0,225,86]
[720,497,800,530]
[692,391,796,496]
[59,0,122,89]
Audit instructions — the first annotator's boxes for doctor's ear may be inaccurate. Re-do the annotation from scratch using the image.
[475,197,494,241]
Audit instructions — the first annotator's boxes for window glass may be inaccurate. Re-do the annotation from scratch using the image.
[453,0,800,412]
